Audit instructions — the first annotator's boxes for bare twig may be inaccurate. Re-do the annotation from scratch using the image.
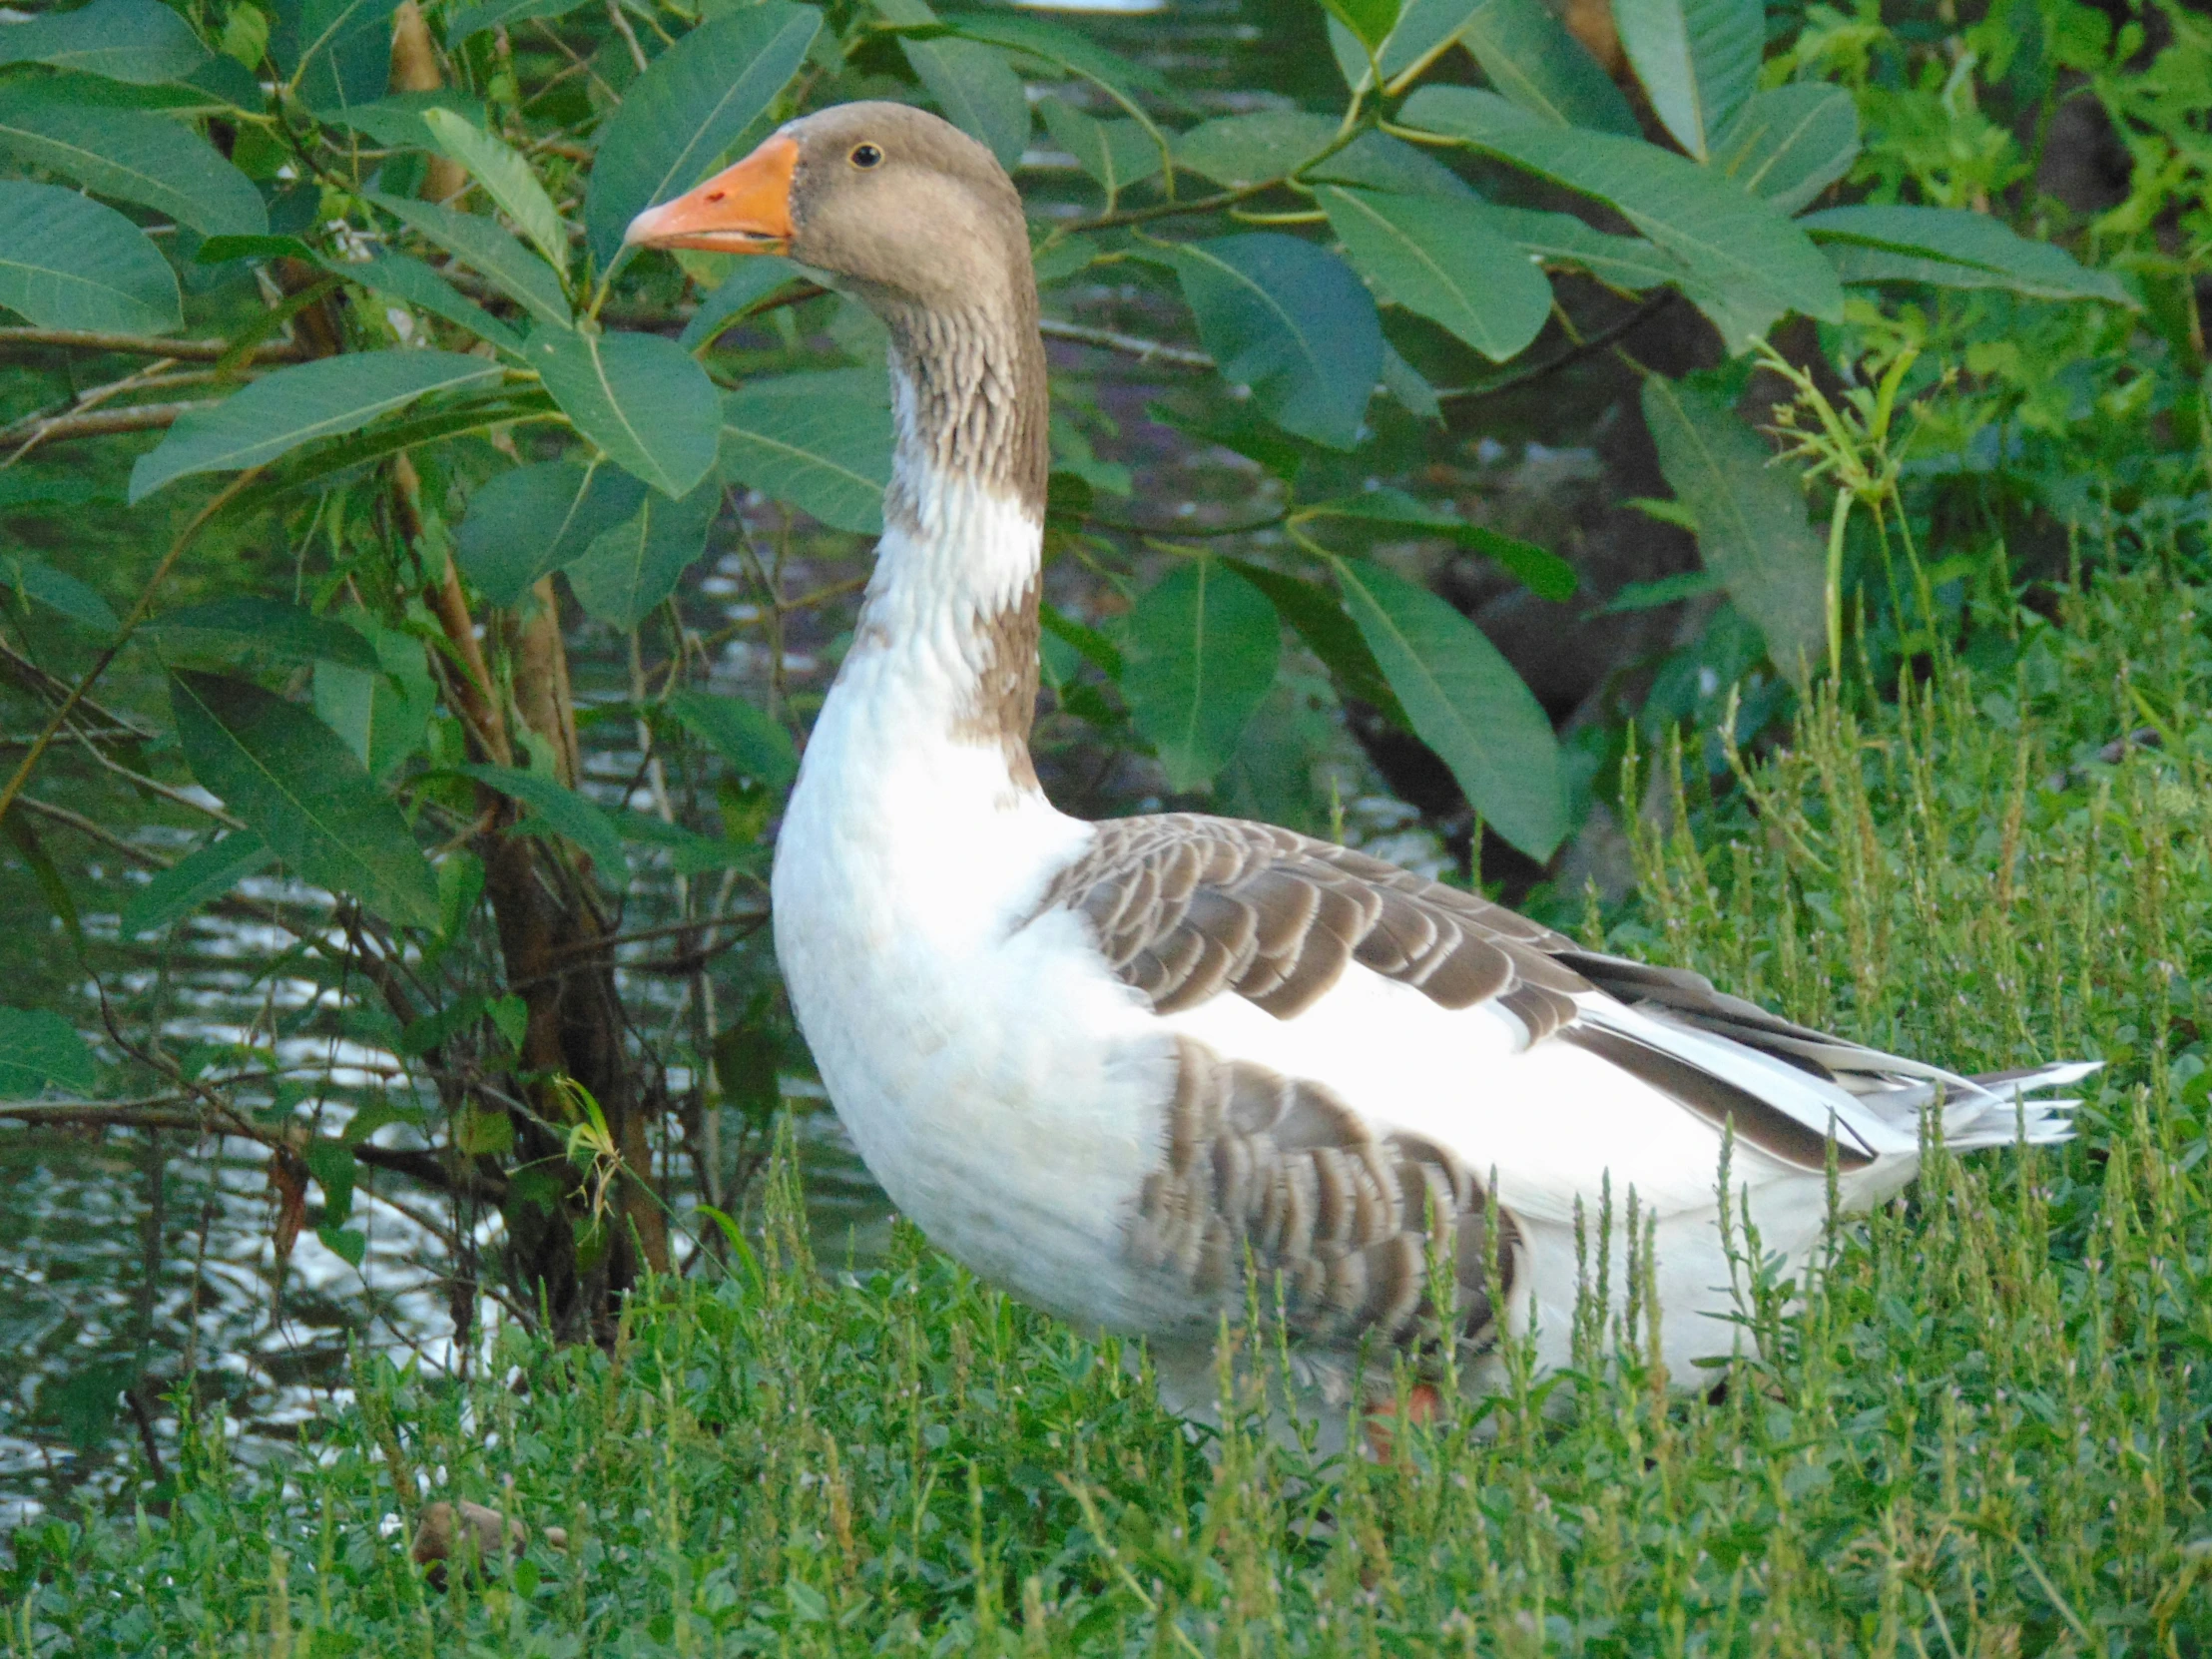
[1039,318,1213,368]
[602,0,650,75]
[0,467,265,831]
[0,641,159,741]
[1440,291,1676,410]
[0,401,215,445]
[0,328,308,364]
[541,904,769,962]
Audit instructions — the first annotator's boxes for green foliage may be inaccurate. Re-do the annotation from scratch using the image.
[1121,558,1282,792]
[1642,373,1828,682]
[130,351,502,500]
[0,180,179,332]
[582,3,824,265]
[169,670,441,928]
[0,1006,94,1094]
[1337,554,1565,856]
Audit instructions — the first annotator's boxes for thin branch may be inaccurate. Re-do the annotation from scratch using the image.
[0,640,160,741]
[1438,291,1677,410]
[602,0,650,74]
[0,401,215,444]
[0,328,308,364]
[1064,179,1280,235]
[0,467,265,831]
[1039,317,1213,369]
[542,903,769,961]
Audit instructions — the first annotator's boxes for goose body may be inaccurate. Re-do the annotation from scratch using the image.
[627,106,2093,1430]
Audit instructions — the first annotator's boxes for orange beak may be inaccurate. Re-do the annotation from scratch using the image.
[623,134,798,255]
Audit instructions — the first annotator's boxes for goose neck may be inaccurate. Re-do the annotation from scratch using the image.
[838,300,1049,794]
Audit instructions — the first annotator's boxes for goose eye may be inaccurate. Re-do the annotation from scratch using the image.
[849,143,883,170]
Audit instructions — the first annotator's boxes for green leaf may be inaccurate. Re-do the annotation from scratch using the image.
[306,1138,355,1226]
[1334,556,1564,859]
[4,813,78,947]
[460,763,629,878]
[316,1224,366,1268]
[1317,185,1551,362]
[447,0,594,44]
[1038,99,1161,197]
[149,597,381,672]
[1612,0,1763,161]
[170,671,440,928]
[312,620,436,781]
[1453,0,1637,135]
[0,554,117,635]
[1310,489,1577,600]
[563,472,722,632]
[0,181,179,334]
[227,390,554,514]
[530,328,721,499]
[325,91,489,152]
[365,190,573,330]
[1322,0,1401,54]
[1121,558,1282,792]
[1169,235,1382,451]
[0,1006,93,1094]
[271,0,393,113]
[1401,86,1843,335]
[1711,84,1860,215]
[1381,341,1440,421]
[584,3,823,268]
[719,368,891,534]
[197,234,317,265]
[679,256,803,350]
[1305,131,1477,200]
[1641,374,1825,683]
[1174,111,1338,190]
[1470,203,1681,288]
[130,350,501,502]
[456,460,647,607]
[902,34,1030,172]
[1039,600,1123,679]
[938,12,1171,102]
[120,830,273,935]
[1801,205,2131,305]
[0,85,266,238]
[666,689,798,787]
[0,0,209,84]
[1220,557,1409,729]
[1599,569,1720,613]
[334,252,526,353]
[421,109,570,277]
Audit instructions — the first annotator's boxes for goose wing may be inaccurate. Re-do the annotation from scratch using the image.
[1037,813,1900,1174]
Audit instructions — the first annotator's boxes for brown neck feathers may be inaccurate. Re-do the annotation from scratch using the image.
[870,293,1048,792]
[878,292,1051,528]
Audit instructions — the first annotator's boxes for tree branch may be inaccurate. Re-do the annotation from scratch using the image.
[1,401,214,443]
[1439,291,1677,412]
[0,328,308,364]
[1039,318,1213,369]
[0,467,265,831]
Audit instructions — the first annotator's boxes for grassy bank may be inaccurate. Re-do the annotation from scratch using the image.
[8,568,2210,1654]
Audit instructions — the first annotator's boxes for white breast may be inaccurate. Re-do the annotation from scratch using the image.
[772,477,1182,1329]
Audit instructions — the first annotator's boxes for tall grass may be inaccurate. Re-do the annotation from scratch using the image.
[7,570,2209,1655]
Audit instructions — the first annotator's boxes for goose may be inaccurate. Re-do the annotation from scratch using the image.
[624,103,2095,1437]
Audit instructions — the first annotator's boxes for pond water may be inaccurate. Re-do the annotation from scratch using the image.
[0,0,1525,1522]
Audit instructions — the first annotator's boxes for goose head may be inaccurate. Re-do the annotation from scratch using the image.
[624,101,1034,325]
[626,100,1050,522]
